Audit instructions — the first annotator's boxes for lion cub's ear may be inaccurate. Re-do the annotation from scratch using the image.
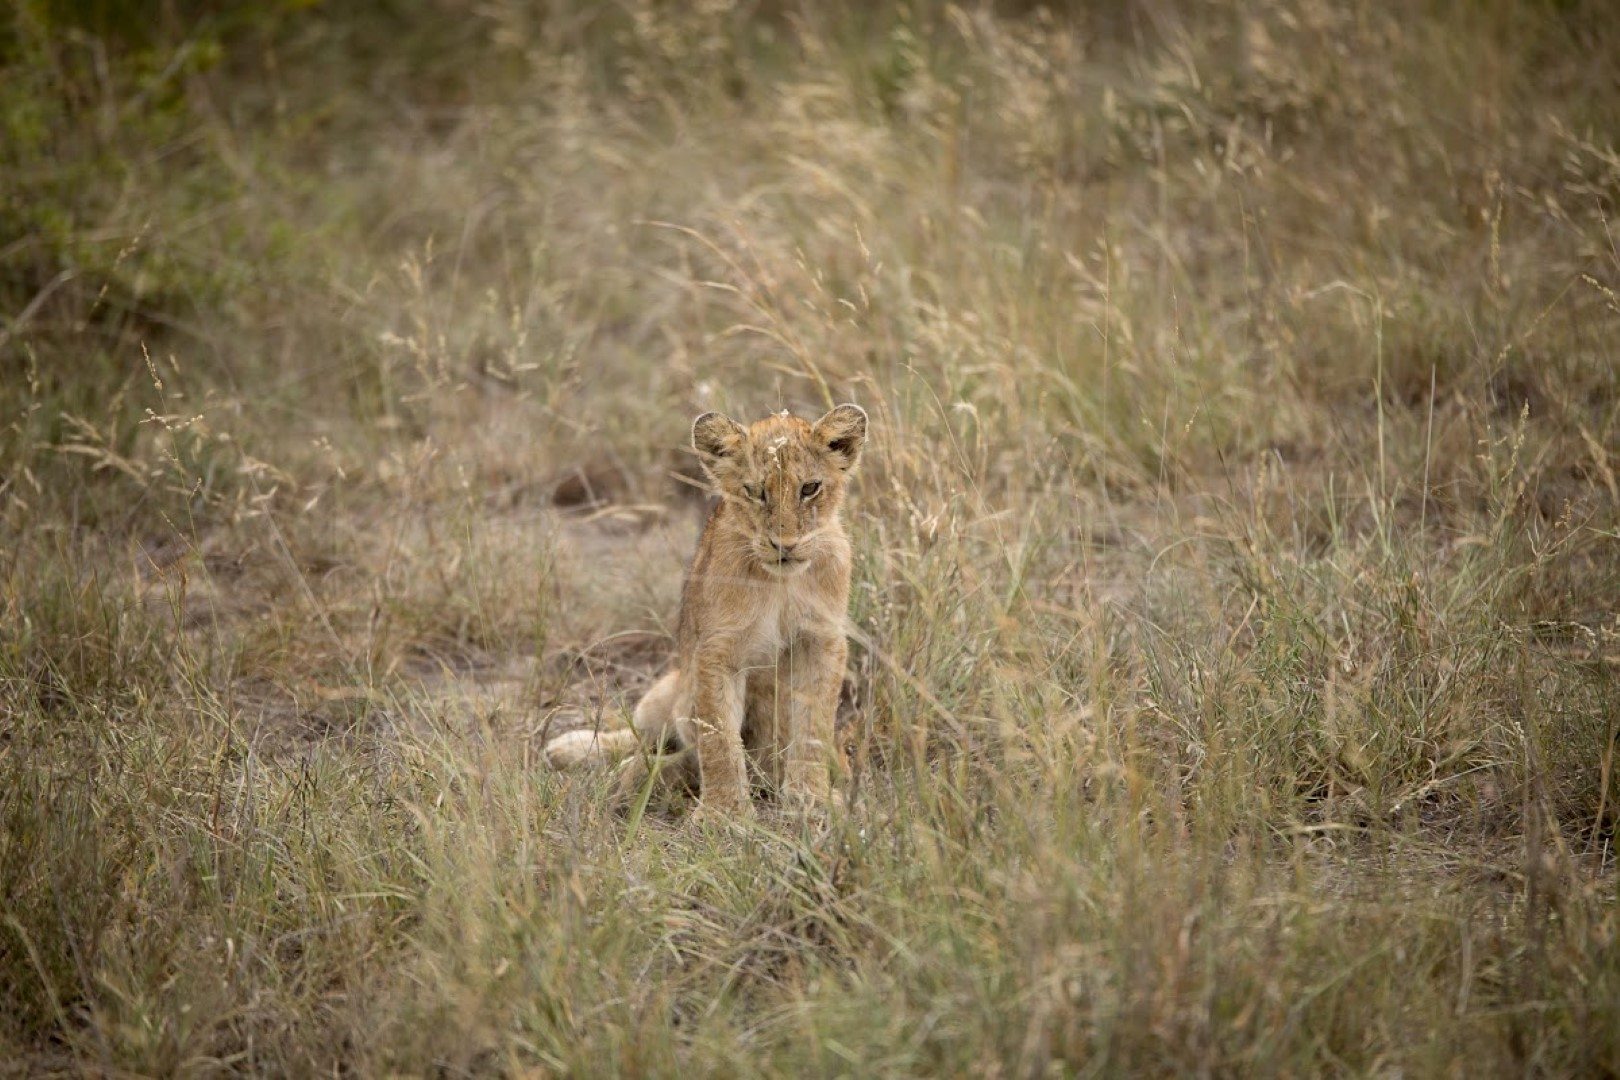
[692,411,747,481]
[812,404,868,471]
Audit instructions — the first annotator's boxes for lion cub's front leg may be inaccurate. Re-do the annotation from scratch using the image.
[686,659,750,819]
[780,630,847,810]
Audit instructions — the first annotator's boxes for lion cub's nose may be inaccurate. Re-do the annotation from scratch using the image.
[768,539,798,558]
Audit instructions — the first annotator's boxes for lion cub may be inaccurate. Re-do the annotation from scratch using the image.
[545,404,868,820]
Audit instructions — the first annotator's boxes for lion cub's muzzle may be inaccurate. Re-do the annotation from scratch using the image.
[757,538,810,574]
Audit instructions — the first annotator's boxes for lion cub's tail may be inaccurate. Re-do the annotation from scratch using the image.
[543,669,682,771]
[543,727,641,770]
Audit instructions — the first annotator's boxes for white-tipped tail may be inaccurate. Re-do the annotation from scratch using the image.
[543,727,641,770]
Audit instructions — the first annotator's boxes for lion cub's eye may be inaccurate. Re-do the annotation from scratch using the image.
[743,485,767,504]
[800,481,821,500]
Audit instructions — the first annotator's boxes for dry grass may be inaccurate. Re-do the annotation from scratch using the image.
[3,0,1618,1073]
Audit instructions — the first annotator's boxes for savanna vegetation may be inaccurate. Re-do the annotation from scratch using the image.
[2,0,1618,1073]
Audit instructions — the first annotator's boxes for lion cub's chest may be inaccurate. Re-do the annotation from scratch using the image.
[736,578,838,667]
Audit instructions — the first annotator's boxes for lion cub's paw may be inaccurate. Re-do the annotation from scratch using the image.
[688,797,755,831]
[779,785,845,831]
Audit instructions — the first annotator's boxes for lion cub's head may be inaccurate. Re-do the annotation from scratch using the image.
[692,404,868,575]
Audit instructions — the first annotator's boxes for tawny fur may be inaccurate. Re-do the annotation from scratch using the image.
[544,404,868,820]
